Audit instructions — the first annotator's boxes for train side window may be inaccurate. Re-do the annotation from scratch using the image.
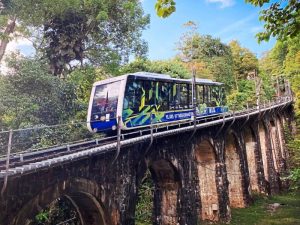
[169,83,179,110]
[124,79,143,114]
[180,83,188,109]
[196,85,204,105]
[211,86,219,106]
[157,82,170,111]
[143,81,155,106]
[203,85,210,105]
[220,86,226,105]
[188,84,193,108]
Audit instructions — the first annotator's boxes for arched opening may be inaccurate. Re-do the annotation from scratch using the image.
[14,179,109,225]
[225,132,245,208]
[194,139,219,221]
[30,195,83,225]
[135,170,154,225]
[270,119,280,172]
[244,126,259,192]
[150,159,180,225]
[276,116,287,161]
[258,121,269,182]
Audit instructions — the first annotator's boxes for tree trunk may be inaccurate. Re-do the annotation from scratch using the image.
[0,18,16,62]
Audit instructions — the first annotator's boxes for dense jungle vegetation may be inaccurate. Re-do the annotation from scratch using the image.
[0,0,299,224]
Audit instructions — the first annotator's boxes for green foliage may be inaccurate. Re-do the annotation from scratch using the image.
[226,80,255,110]
[246,0,300,42]
[286,135,300,190]
[0,56,103,154]
[31,196,81,225]
[155,0,176,18]
[3,0,150,75]
[177,27,235,90]
[118,58,190,78]
[288,168,300,190]
[35,211,49,223]
[259,71,276,101]
[218,191,300,225]
[0,55,77,129]
[229,40,258,88]
[135,171,154,225]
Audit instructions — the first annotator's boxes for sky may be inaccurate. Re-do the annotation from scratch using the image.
[141,0,276,60]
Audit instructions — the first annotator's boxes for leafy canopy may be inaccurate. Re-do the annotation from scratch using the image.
[2,0,150,76]
[155,0,176,18]
[245,0,300,42]
[176,23,234,90]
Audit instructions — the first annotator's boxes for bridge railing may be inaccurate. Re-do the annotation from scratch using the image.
[0,95,293,169]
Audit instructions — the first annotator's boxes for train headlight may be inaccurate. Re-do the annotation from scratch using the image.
[100,116,106,121]
[94,115,99,120]
[112,125,117,130]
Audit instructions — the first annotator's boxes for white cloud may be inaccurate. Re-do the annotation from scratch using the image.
[206,0,235,8]
[215,13,257,37]
[250,26,262,34]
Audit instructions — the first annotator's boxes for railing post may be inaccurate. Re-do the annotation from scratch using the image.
[144,113,153,156]
[1,129,13,197]
[112,116,121,164]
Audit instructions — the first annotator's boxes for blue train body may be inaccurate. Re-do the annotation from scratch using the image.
[87,72,228,132]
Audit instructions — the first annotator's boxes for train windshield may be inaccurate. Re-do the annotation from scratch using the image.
[91,81,120,120]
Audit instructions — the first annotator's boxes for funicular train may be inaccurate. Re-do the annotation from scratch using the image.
[87,72,228,132]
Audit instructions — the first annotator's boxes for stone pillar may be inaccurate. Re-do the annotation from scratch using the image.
[194,138,219,221]
[250,122,268,194]
[243,126,260,192]
[213,135,231,222]
[224,131,248,208]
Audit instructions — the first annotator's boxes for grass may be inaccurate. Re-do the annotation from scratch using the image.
[217,191,300,225]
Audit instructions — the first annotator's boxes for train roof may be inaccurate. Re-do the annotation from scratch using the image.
[93,71,224,86]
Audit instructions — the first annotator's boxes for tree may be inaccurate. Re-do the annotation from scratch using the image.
[118,57,190,78]
[0,0,17,62]
[1,0,150,76]
[0,55,77,128]
[176,23,234,90]
[155,0,176,18]
[229,40,258,89]
[246,0,300,42]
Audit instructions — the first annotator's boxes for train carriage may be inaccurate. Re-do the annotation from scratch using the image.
[87,72,228,132]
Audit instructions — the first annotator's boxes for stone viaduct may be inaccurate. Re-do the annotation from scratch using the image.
[0,103,295,225]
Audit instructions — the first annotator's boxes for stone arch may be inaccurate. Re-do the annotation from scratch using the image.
[14,178,110,225]
[225,131,245,208]
[243,126,259,192]
[149,159,180,225]
[194,139,219,221]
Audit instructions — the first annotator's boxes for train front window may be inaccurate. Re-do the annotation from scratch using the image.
[91,81,120,119]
